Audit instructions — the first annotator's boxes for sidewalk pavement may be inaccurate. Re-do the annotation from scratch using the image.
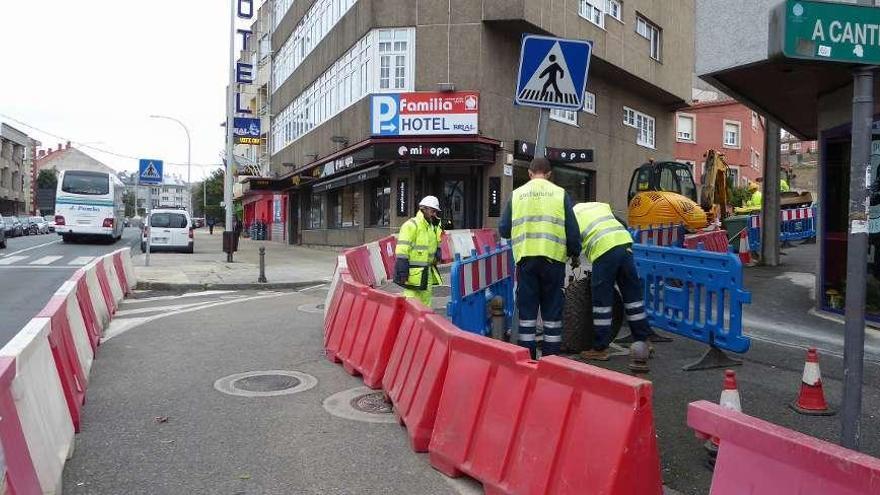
[133,228,338,290]
[742,240,880,362]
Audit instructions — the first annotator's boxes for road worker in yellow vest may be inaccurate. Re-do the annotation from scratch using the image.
[574,202,654,364]
[393,195,443,307]
[499,157,581,359]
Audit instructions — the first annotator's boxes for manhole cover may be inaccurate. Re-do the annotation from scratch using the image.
[323,387,397,424]
[214,370,317,398]
[351,391,392,414]
[297,303,325,314]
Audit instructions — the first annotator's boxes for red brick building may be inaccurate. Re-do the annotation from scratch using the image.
[674,100,766,188]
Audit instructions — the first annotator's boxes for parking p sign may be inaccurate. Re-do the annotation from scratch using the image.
[370,91,479,136]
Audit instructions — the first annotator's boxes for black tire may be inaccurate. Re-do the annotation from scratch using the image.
[561,274,625,354]
[185,244,194,254]
[62,234,72,243]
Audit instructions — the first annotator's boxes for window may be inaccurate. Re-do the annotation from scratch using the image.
[792,142,801,151]
[583,91,596,114]
[723,121,741,148]
[328,185,361,228]
[728,168,739,186]
[272,28,414,153]
[579,0,605,28]
[61,171,109,196]
[259,35,270,62]
[307,193,324,229]
[781,143,789,151]
[550,108,578,126]
[624,106,655,148]
[636,15,662,61]
[149,213,187,229]
[368,177,391,226]
[751,111,759,130]
[750,148,760,169]
[677,114,695,142]
[607,0,622,21]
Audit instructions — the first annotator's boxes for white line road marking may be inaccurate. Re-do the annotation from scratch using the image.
[126,290,236,303]
[30,255,63,265]
[0,256,27,265]
[0,239,61,257]
[114,299,244,317]
[0,265,78,270]
[68,256,95,265]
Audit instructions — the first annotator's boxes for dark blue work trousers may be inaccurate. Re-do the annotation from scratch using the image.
[516,257,565,359]
[591,244,653,350]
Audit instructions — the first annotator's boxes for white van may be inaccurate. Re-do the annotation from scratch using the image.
[55,170,124,242]
[142,208,193,253]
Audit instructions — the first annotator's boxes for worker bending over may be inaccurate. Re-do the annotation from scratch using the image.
[394,196,443,307]
[574,202,653,363]
[499,157,581,359]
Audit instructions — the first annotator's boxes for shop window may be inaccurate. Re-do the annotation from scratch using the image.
[369,177,391,227]
[307,193,324,229]
[329,185,361,228]
[552,166,595,203]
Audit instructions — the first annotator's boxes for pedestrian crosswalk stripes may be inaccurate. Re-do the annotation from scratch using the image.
[516,88,579,105]
[0,254,96,267]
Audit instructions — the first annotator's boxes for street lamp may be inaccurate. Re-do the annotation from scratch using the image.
[149,114,191,211]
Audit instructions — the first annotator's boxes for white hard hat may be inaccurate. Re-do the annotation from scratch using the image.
[419,195,441,211]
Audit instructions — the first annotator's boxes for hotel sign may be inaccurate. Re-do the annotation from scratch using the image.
[370,91,479,136]
[775,0,880,65]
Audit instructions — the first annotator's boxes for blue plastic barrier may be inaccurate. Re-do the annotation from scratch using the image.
[632,243,752,359]
[746,206,816,252]
[447,245,515,335]
[628,223,686,248]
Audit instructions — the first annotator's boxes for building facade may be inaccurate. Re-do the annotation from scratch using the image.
[780,129,818,199]
[675,99,766,189]
[256,0,693,247]
[150,177,191,211]
[0,123,31,216]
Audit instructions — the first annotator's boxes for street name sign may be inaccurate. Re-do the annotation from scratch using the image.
[515,35,592,111]
[138,159,163,185]
[777,0,880,65]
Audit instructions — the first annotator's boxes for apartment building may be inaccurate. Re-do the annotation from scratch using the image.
[258,0,694,247]
[780,129,817,199]
[0,123,31,215]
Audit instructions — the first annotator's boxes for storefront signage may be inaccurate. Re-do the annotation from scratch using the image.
[776,0,880,65]
[273,194,282,222]
[232,0,255,115]
[370,92,479,136]
[513,139,593,163]
[374,142,495,162]
[233,117,262,145]
[488,177,501,217]
[397,178,409,217]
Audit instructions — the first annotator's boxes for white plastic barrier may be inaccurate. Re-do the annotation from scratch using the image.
[84,262,111,329]
[116,247,137,290]
[366,242,388,286]
[449,230,477,260]
[102,258,124,305]
[0,318,74,495]
[54,281,94,379]
[324,255,347,317]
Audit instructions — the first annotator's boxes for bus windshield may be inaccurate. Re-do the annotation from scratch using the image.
[62,171,109,195]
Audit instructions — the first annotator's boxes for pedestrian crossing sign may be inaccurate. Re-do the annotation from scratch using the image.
[515,35,592,111]
[138,159,163,185]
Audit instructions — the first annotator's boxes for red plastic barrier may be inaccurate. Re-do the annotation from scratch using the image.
[439,232,453,263]
[684,229,729,253]
[95,259,117,315]
[71,270,101,351]
[382,300,449,452]
[112,251,131,296]
[377,235,397,281]
[429,332,662,495]
[324,275,363,364]
[344,246,375,286]
[336,288,406,389]
[688,400,880,495]
[38,297,87,432]
[0,356,42,495]
[472,229,498,255]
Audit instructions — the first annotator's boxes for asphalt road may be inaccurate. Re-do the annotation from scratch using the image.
[0,227,140,346]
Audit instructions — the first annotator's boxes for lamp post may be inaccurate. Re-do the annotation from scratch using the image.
[149,114,191,210]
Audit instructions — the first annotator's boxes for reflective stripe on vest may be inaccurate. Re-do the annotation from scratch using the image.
[574,202,632,262]
[510,179,567,263]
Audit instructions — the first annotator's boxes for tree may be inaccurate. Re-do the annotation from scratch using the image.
[36,169,57,189]
[123,190,136,217]
[191,168,226,222]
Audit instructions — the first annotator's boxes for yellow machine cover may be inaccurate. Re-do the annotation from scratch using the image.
[628,191,708,230]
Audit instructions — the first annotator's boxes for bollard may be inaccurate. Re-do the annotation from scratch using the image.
[489,295,505,340]
[258,246,267,283]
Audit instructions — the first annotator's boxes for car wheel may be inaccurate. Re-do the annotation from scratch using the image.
[0,239,5,249]
[62,234,72,243]
[185,244,194,254]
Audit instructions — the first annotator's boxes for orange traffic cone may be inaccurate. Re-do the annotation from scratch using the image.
[705,370,741,468]
[790,348,835,416]
[738,229,752,265]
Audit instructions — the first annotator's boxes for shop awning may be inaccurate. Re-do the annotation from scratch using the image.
[312,164,382,193]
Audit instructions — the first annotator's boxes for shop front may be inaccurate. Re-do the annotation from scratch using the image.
[237,177,290,243]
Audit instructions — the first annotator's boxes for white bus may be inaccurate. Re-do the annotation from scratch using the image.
[55,169,125,243]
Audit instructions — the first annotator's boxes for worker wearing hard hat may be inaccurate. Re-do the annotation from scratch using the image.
[746,181,763,208]
[573,202,653,367]
[780,178,791,192]
[393,196,443,307]
[499,157,581,359]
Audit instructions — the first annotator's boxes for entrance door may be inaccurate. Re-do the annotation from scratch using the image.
[442,179,466,230]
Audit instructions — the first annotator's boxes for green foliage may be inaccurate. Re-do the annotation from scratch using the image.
[728,185,752,208]
[36,169,57,189]
[191,168,226,221]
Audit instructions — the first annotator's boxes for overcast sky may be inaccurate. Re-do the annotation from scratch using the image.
[0,0,256,182]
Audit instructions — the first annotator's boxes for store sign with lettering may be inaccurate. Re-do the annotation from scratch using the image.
[488,177,501,217]
[397,178,409,217]
[370,92,479,136]
[233,0,255,115]
[233,117,261,145]
[513,139,593,163]
[374,142,495,162]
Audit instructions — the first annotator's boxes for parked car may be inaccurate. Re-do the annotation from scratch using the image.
[5,217,23,237]
[0,216,6,248]
[141,208,194,254]
[30,216,50,234]
[18,217,37,235]
[44,215,56,232]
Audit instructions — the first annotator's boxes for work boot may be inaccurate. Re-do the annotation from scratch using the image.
[581,348,610,361]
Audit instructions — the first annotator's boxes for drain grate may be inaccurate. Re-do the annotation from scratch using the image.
[214,370,317,398]
[350,391,392,414]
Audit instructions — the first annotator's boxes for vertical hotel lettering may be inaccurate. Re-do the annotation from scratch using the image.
[235,0,254,115]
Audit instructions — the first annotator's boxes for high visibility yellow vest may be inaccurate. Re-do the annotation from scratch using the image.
[510,178,568,263]
[748,190,763,208]
[395,211,442,290]
[780,179,790,192]
[573,202,633,262]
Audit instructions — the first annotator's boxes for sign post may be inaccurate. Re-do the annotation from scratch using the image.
[138,159,163,267]
[514,35,592,162]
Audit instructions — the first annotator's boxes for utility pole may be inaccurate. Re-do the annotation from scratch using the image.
[761,120,781,266]
[224,0,236,262]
